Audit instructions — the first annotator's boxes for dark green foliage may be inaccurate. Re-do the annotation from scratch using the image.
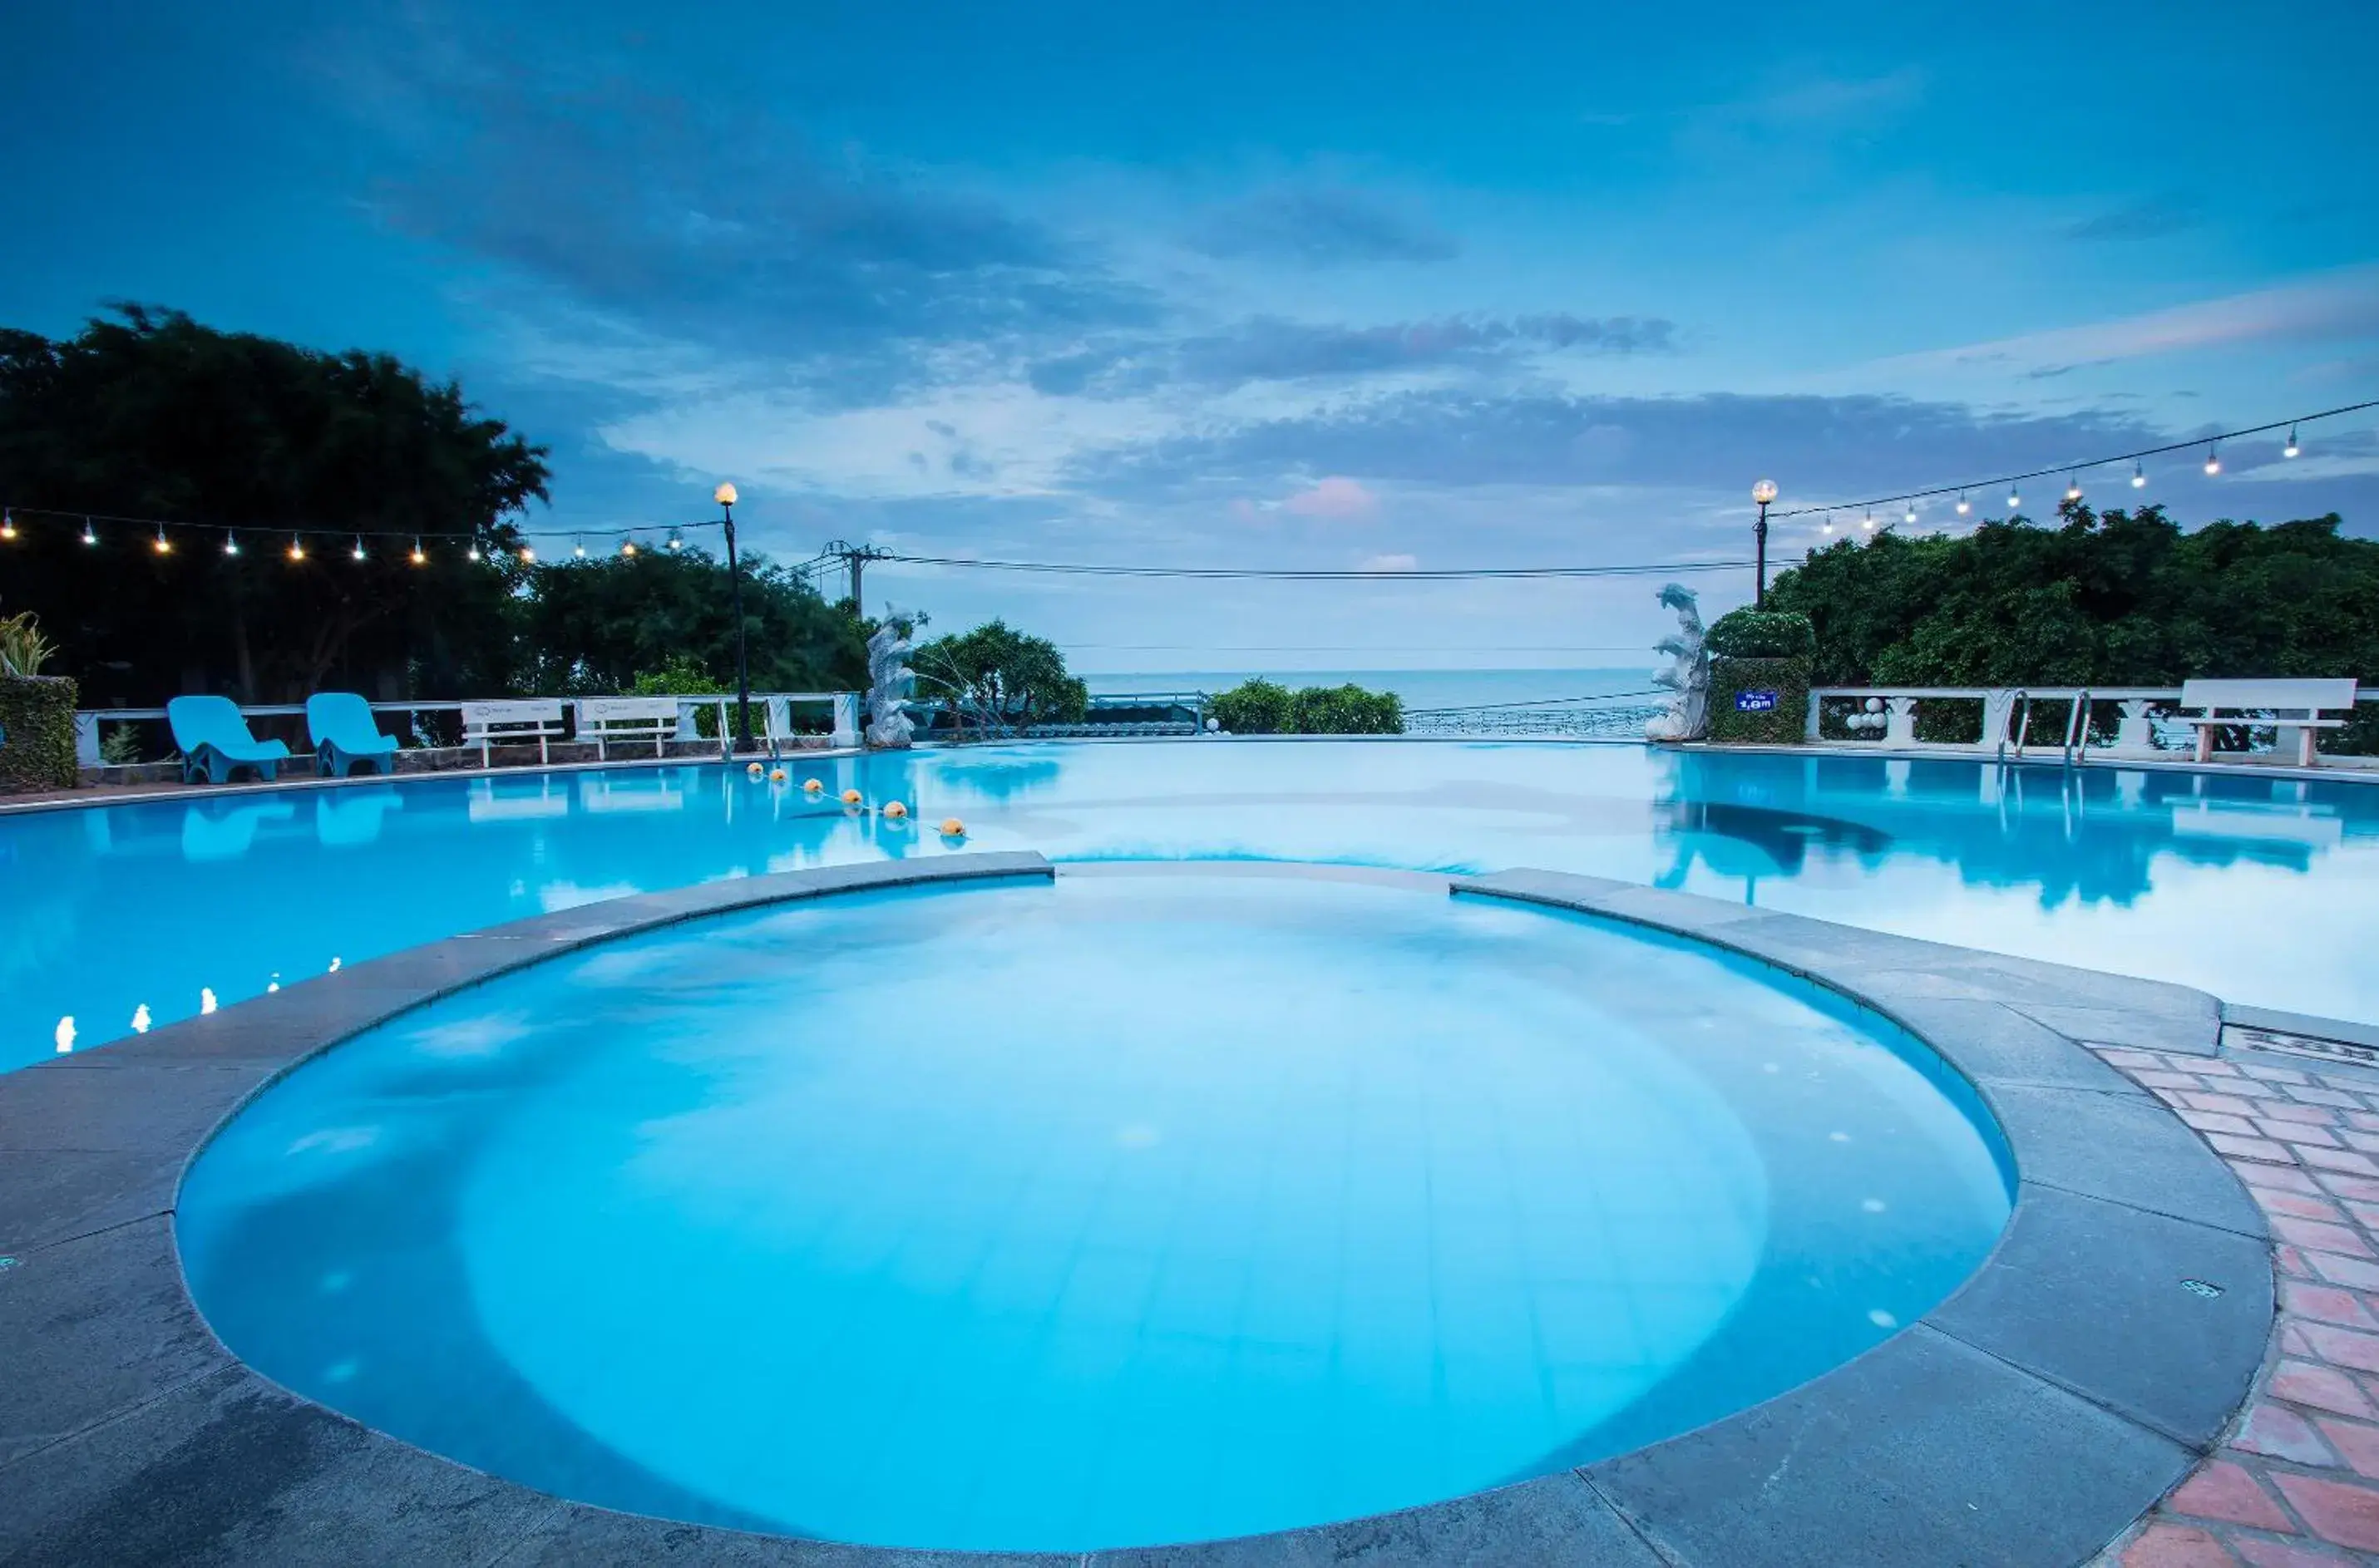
[1207,678,1296,734]
[521,550,865,698]
[0,673,78,790]
[1207,678,1403,734]
[1704,608,1815,660]
[1767,503,2379,689]
[912,619,1089,732]
[0,306,549,704]
[1705,658,1809,743]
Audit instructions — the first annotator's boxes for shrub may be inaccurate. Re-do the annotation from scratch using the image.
[0,673,79,790]
[630,658,728,737]
[1207,678,1296,734]
[0,611,56,678]
[1704,608,1815,660]
[1705,656,1810,743]
[1207,678,1404,735]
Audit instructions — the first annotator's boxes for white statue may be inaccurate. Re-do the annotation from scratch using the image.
[865,615,917,748]
[1646,583,1710,742]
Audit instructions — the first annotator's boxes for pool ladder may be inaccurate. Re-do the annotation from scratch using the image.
[1997,688,2095,767]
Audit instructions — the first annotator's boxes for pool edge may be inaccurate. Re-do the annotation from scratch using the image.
[0,856,2272,1567]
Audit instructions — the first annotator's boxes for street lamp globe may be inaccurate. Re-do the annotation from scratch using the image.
[713,481,738,508]
[1751,480,1779,505]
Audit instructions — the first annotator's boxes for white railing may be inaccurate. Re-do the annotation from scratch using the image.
[73,691,861,767]
[1805,685,2375,762]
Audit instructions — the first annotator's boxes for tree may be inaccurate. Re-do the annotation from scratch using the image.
[911,619,1088,735]
[1765,501,2379,749]
[518,548,866,696]
[0,305,548,704]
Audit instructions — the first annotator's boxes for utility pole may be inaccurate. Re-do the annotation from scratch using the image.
[822,539,890,617]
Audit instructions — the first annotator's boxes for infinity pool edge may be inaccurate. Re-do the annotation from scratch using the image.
[0,855,2272,1566]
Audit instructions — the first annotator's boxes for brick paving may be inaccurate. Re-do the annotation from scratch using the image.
[2097,1047,2379,1566]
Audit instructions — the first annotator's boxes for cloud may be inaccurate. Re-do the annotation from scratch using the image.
[351,60,1157,387]
[1187,185,1457,267]
[1081,388,2168,500]
[1029,312,1676,400]
[1281,476,1378,519]
[2061,196,2201,243]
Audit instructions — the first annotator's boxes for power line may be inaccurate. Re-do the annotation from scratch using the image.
[0,503,728,553]
[1767,398,2379,521]
[875,552,1758,581]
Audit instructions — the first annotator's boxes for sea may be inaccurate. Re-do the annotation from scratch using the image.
[1083,668,1659,713]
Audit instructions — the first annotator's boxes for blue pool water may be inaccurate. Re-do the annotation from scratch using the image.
[177,870,2012,1551]
[6,741,2377,1072]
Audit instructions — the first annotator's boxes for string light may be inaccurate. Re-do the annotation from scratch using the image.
[1861,510,1876,531]
[411,537,426,565]
[1821,512,1834,535]
[2007,487,2021,510]
[2132,462,2146,488]
[0,509,15,541]
[2284,426,2301,459]
[466,542,481,562]
[519,544,536,563]
[153,525,172,555]
[351,536,367,561]
[224,531,240,557]
[1955,492,1970,515]
[2204,444,2221,476]
[1903,503,1917,525]
[666,528,684,552]
[82,518,97,546]
[2065,476,2082,501]
[288,535,306,561]
[573,535,586,560]
[621,539,638,557]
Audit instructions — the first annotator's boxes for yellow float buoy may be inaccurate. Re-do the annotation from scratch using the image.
[883,801,908,819]
[840,788,863,805]
[745,761,764,777]
[769,767,788,783]
[802,777,824,792]
[940,817,966,837]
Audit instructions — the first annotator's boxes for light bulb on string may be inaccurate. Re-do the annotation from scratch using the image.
[2284,426,2301,459]
[82,517,97,546]
[223,531,240,557]
[621,538,638,557]
[0,508,16,541]
[2007,488,2021,510]
[351,536,367,562]
[666,528,684,552]
[1903,503,1918,525]
[573,535,586,560]
[288,535,306,561]
[411,537,426,565]
[1820,512,1834,535]
[1955,492,1970,515]
[2065,476,2082,502]
[153,525,172,555]
[2204,445,2221,476]
[1861,510,1876,531]
[466,541,482,562]
[519,544,536,563]
[2132,462,2146,488]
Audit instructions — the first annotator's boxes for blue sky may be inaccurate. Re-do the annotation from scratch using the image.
[5,1,2377,670]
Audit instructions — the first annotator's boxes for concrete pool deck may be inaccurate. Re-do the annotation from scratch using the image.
[0,852,2332,1564]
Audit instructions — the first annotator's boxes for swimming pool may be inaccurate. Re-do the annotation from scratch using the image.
[5,738,2376,1072]
[175,868,2013,1551]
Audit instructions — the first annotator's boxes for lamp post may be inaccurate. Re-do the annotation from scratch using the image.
[715,481,753,754]
[1751,480,1779,608]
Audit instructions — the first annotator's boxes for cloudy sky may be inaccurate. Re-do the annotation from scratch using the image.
[6,1,2377,671]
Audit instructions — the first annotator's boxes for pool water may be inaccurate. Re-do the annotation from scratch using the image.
[176,870,2012,1551]
[7,740,2378,1072]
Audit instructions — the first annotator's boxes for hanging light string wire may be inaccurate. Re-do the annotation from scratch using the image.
[1765,398,2379,520]
[0,506,730,548]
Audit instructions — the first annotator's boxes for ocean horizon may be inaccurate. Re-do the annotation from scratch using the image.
[1082,668,1660,713]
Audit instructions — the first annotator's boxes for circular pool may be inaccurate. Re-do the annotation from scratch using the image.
[176,865,2013,1552]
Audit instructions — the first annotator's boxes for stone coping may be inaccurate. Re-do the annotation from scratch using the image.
[0,856,2272,1566]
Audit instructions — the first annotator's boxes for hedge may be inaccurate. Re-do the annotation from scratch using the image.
[1705,608,1816,660]
[1208,678,1404,735]
[0,673,79,791]
[1705,657,1809,743]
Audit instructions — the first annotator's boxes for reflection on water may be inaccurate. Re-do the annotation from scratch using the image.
[5,741,2377,1069]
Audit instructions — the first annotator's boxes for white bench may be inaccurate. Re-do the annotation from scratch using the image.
[459,699,567,767]
[575,697,681,760]
[2178,678,2358,767]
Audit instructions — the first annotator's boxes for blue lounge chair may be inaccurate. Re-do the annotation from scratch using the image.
[307,692,400,777]
[167,695,292,785]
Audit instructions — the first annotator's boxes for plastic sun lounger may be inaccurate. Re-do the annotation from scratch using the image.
[306,692,401,778]
[166,695,294,786]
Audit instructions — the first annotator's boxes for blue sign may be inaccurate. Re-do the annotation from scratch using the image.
[1735,690,1779,713]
